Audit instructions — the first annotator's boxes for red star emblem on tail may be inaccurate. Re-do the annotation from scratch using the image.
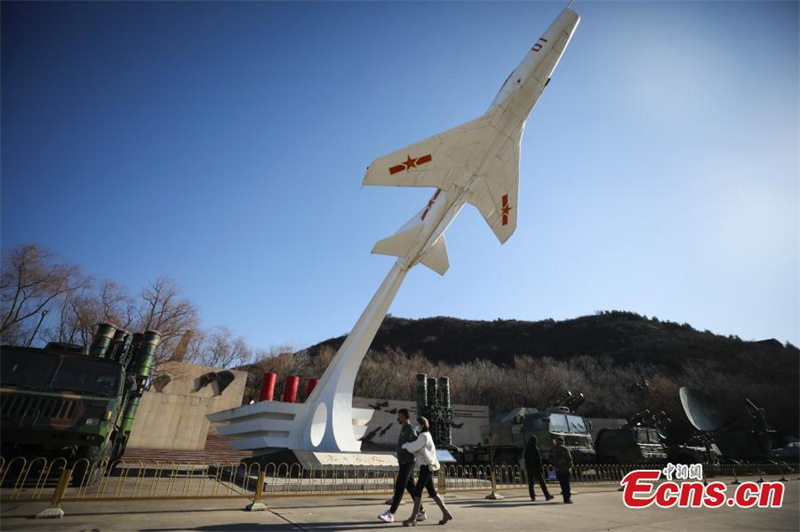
[389,153,433,175]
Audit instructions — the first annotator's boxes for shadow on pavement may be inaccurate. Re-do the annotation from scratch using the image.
[141,521,387,531]
[22,507,247,519]
[140,525,296,532]
[457,500,567,508]
[301,524,410,531]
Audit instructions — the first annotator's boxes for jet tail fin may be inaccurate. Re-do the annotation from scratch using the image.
[420,236,449,275]
[372,228,450,275]
[372,226,421,258]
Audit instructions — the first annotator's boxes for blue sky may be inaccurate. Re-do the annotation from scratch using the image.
[2,1,797,350]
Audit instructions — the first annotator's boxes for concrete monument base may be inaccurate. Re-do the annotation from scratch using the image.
[245,448,398,470]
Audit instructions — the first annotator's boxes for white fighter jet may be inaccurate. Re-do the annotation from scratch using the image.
[364,5,581,275]
[211,6,581,455]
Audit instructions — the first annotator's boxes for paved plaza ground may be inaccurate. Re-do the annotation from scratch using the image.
[2,479,798,531]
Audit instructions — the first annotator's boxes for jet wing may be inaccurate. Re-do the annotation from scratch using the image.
[362,114,493,189]
[364,111,521,245]
[468,141,519,244]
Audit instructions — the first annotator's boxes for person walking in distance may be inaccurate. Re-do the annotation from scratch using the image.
[401,416,454,527]
[378,409,426,523]
[550,436,574,504]
[524,436,554,502]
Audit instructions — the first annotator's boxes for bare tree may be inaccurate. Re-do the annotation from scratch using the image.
[355,349,401,400]
[508,356,587,410]
[1,244,88,345]
[448,359,491,406]
[195,326,253,368]
[307,345,336,378]
[396,350,435,398]
[134,277,199,363]
[49,280,135,347]
[98,281,135,329]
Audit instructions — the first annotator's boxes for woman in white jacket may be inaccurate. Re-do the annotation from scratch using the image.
[401,416,454,526]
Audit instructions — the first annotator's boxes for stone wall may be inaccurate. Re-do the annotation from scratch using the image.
[128,361,247,450]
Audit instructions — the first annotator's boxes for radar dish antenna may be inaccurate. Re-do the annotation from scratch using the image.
[679,386,725,432]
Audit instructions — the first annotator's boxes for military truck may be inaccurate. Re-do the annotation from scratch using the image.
[665,435,722,464]
[0,323,160,474]
[471,392,596,465]
[594,409,669,464]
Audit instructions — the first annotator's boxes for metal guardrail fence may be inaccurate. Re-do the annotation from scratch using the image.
[1,456,796,518]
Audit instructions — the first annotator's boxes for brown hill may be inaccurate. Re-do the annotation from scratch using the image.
[244,311,799,442]
[304,311,793,374]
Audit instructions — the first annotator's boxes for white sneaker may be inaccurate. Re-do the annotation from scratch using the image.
[415,510,427,522]
[378,511,394,523]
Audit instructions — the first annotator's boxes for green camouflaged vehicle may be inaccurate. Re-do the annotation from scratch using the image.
[0,324,160,472]
[595,409,669,464]
[476,394,597,466]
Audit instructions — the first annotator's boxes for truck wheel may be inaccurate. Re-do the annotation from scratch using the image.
[109,437,128,472]
[111,438,126,463]
[72,441,112,487]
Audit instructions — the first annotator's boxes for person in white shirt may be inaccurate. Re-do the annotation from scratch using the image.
[401,416,454,527]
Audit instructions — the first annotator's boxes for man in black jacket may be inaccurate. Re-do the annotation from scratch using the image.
[378,409,426,523]
[550,436,574,504]
[524,436,554,502]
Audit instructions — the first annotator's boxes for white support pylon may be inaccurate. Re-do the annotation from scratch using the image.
[209,261,408,453]
[301,260,408,451]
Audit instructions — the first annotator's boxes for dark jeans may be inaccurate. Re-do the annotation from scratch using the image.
[526,468,551,500]
[556,471,571,502]
[413,465,439,499]
[390,462,421,513]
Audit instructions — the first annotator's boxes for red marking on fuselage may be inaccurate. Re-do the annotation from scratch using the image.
[421,189,442,221]
[501,194,512,226]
